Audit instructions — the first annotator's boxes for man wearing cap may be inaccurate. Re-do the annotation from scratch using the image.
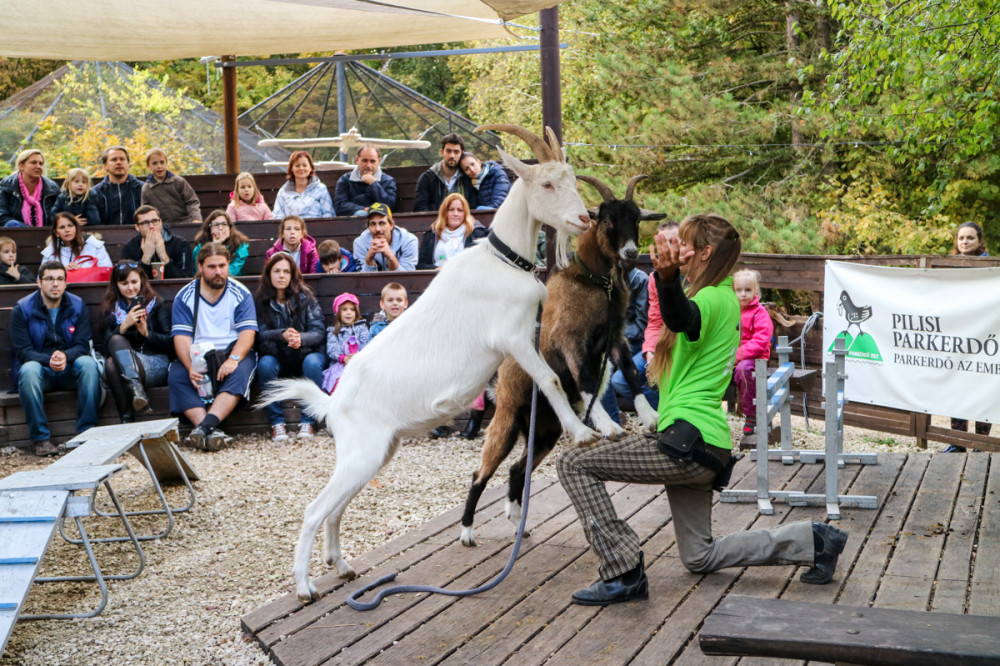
[351,203,419,272]
[333,144,397,217]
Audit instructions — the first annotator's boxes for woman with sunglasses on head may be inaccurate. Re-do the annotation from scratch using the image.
[192,209,250,276]
[41,211,113,269]
[101,260,174,422]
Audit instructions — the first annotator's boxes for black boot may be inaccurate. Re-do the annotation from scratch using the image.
[572,552,649,606]
[460,409,485,439]
[114,349,149,413]
[429,425,452,439]
[800,522,848,584]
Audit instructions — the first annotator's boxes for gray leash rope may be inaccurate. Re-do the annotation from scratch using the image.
[347,306,544,611]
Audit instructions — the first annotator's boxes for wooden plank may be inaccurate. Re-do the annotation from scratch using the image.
[700,595,1000,665]
[133,436,200,484]
[876,453,965,612]
[240,481,524,636]
[968,453,1000,615]
[933,454,987,613]
[266,478,599,665]
[0,464,123,492]
[837,453,929,608]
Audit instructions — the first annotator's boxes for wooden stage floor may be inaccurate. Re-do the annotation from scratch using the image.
[242,451,1000,665]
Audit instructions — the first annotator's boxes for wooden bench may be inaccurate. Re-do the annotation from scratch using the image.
[699,595,1000,665]
[50,419,197,541]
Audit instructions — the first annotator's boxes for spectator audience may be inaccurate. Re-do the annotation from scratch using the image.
[51,168,100,226]
[416,193,488,270]
[169,243,258,451]
[122,205,195,280]
[945,220,991,452]
[272,151,335,219]
[0,236,35,284]
[317,238,357,273]
[193,210,250,276]
[41,211,113,269]
[353,203,418,272]
[265,214,319,275]
[226,172,274,221]
[334,145,397,216]
[732,269,774,449]
[413,133,475,212]
[460,151,511,209]
[12,260,100,456]
[90,146,144,225]
[368,282,408,340]
[101,260,174,423]
[140,148,202,225]
[321,292,369,393]
[254,253,327,441]
[0,149,60,228]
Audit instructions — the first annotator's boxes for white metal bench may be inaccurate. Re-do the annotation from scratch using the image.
[50,418,198,541]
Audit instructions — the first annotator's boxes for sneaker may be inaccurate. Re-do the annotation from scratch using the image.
[272,423,290,443]
[33,440,59,457]
[297,423,315,439]
[186,425,209,450]
[205,429,231,452]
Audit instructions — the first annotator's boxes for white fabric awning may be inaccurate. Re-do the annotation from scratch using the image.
[0,0,561,61]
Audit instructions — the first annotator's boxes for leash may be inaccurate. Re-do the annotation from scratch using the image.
[347,304,544,611]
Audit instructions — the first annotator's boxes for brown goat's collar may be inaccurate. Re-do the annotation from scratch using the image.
[573,254,614,301]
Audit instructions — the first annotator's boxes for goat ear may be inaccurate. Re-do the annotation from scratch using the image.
[639,209,667,221]
[498,147,531,181]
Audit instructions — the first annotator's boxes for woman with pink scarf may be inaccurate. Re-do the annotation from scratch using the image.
[0,149,61,227]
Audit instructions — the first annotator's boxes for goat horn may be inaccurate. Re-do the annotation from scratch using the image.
[544,126,563,162]
[475,124,556,163]
[575,175,616,202]
[624,174,649,201]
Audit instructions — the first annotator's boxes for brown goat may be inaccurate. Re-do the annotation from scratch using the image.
[459,175,664,547]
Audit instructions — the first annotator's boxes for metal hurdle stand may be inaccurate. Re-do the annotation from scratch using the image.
[720,336,806,514]
[786,337,879,519]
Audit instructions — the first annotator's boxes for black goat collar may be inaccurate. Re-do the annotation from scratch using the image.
[488,231,535,273]
[573,254,614,300]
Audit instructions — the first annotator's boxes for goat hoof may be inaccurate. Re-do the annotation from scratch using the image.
[297,580,320,603]
[505,499,522,524]
[599,422,626,440]
[336,560,357,580]
[460,526,477,547]
[571,426,600,446]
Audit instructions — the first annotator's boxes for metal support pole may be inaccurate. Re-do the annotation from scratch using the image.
[540,6,561,272]
[222,55,239,174]
[336,61,348,163]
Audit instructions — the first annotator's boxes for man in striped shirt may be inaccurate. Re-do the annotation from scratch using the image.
[168,242,257,450]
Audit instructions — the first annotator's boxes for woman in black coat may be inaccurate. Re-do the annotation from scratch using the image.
[101,260,174,422]
[255,252,327,441]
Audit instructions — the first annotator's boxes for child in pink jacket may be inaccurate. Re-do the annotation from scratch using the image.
[733,269,773,447]
[226,172,274,221]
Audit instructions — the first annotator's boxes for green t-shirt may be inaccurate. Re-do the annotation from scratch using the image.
[656,275,740,449]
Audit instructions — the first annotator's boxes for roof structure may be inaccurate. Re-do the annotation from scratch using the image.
[0,61,289,174]
[239,60,502,168]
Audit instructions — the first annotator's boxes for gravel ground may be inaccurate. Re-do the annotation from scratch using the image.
[0,411,930,665]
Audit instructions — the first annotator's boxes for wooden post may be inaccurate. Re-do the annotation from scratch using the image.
[540,7,561,271]
[222,55,239,174]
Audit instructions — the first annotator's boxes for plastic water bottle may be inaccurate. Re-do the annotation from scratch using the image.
[190,342,215,400]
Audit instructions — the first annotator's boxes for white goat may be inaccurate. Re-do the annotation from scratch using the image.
[261,125,599,602]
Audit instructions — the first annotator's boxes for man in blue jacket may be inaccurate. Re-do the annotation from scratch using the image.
[90,146,144,225]
[11,261,101,456]
[334,145,397,216]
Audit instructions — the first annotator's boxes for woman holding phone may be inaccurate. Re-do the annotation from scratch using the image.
[101,260,174,422]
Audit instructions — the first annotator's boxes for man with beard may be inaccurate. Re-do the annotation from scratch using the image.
[168,243,257,451]
[334,144,397,216]
[90,146,145,225]
[413,134,476,212]
[122,205,195,279]
[11,261,100,456]
[351,203,418,272]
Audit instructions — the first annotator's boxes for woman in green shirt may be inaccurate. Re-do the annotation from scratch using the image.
[557,213,848,606]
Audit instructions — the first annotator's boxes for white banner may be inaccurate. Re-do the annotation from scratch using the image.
[823,261,1000,424]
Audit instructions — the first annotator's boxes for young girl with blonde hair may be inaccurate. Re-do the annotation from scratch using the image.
[731,268,773,448]
[51,168,100,225]
[226,172,274,221]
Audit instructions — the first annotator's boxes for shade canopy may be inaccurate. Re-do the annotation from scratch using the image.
[0,0,560,61]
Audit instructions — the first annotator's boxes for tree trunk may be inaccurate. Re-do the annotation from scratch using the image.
[786,3,803,152]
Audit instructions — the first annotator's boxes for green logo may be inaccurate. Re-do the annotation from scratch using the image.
[830,290,883,363]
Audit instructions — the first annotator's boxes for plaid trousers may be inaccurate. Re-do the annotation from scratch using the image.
[557,433,814,580]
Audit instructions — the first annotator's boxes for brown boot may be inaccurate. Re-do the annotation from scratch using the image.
[33,440,59,457]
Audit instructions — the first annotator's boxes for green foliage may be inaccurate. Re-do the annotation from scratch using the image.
[0,58,63,101]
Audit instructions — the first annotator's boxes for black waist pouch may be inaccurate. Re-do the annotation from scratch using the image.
[647,419,741,492]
